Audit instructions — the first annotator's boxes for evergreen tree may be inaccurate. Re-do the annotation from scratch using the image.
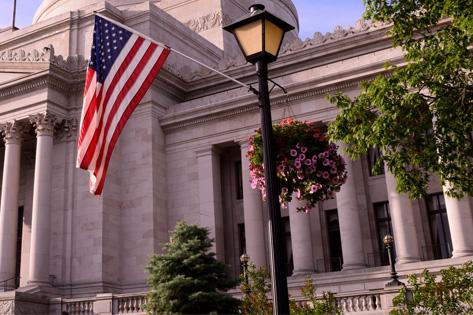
[145,221,240,314]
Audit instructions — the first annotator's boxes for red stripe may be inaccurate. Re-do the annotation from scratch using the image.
[93,43,158,175]
[94,48,170,194]
[79,38,145,169]
[78,68,97,145]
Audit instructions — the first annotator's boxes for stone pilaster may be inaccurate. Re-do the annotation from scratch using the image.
[384,168,421,264]
[196,146,225,261]
[0,122,24,284]
[240,141,267,268]
[28,113,57,285]
[335,144,365,270]
[288,197,315,275]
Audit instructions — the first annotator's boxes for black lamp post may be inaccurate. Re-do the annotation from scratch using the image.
[240,253,250,293]
[384,234,404,287]
[224,5,294,314]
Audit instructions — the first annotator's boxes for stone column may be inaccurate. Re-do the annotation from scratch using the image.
[443,187,473,258]
[335,145,365,270]
[288,197,315,275]
[240,142,267,268]
[28,113,57,285]
[384,168,421,263]
[0,122,23,283]
[196,146,225,261]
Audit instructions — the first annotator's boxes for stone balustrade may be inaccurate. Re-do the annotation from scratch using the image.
[336,292,384,314]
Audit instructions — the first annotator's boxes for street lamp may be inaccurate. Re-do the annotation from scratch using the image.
[224,4,294,315]
[240,253,250,293]
[384,234,404,287]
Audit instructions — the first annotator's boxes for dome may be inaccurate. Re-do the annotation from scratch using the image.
[34,0,299,32]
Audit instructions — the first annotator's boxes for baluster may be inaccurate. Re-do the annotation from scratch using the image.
[360,296,366,311]
[376,294,382,309]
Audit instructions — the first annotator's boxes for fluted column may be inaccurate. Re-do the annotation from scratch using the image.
[443,187,473,258]
[335,145,365,270]
[384,168,421,263]
[0,122,23,283]
[28,113,57,285]
[288,197,314,275]
[240,142,267,268]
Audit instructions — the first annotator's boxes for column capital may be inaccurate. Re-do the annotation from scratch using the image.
[0,121,25,145]
[29,112,58,137]
[55,118,79,142]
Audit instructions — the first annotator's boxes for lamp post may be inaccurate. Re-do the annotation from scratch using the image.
[240,253,250,293]
[224,5,294,314]
[384,234,404,287]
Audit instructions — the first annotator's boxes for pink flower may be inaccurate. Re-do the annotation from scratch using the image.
[318,152,325,158]
[281,187,289,194]
[330,167,337,174]
[297,171,304,180]
[323,159,331,166]
[248,145,254,151]
[290,149,298,157]
[304,159,312,166]
[312,155,318,162]
[299,154,306,161]
[301,146,308,153]
[277,164,285,172]
[316,171,323,177]
[295,160,302,169]
[296,143,301,149]
[310,184,318,193]
[296,189,302,199]
[322,171,330,179]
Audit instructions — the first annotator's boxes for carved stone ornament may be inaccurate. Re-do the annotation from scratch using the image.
[0,301,14,314]
[0,121,25,145]
[0,44,88,72]
[184,11,231,33]
[29,112,58,137]
[56,118,79,141]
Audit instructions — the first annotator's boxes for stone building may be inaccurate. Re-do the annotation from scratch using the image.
[0,0,472,313]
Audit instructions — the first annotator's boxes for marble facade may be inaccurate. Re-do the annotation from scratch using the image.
[0,0,472,313]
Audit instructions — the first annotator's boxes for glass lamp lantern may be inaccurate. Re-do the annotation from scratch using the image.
[223,4,295,64]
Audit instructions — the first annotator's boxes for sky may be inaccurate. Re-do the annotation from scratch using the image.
[0,0,365,39]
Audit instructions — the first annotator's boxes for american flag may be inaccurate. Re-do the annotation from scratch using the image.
[77,15,170,195]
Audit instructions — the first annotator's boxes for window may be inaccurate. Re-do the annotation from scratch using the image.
[235,161,243,200]
[325,210,343,271]
[367,148,384,176]
[373,202,394,266]
[425,193,452,259]
[282,217,293,276]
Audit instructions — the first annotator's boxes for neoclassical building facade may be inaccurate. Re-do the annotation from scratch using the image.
[0,0,472,314]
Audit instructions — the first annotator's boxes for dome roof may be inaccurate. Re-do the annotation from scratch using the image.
[34,0,298,31]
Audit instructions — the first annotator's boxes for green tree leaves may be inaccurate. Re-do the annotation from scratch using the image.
[328,0,473,198]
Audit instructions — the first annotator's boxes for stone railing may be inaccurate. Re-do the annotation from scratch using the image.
[51,288,400,314]
[336,291,386,314]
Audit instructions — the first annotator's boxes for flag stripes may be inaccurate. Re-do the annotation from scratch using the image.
[77,16,170,195]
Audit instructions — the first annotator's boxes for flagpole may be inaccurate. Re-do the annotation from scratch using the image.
[94,13,257,93]
[12,0,17,29]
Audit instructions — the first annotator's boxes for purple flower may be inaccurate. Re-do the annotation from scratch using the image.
[312,155,318,162]
[301,146,308,153]
[318,152,325,158]
[277,164,285,172]
[290,149,298,157]
[299,154,306,161]
[304,159,312,166]
[322,171,330,179]
[297,171,304,180]
[295,161,302,169]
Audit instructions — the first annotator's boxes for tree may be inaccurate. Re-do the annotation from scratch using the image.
[145,221,240,314]
[328,0,473,199]
[391,262,473,314]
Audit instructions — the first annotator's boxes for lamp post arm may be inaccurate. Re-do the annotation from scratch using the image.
[256,59,290,315]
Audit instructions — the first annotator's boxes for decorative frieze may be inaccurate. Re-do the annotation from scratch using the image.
[0,45,53,63]
[29,112,58,137]
[184,11,231,33]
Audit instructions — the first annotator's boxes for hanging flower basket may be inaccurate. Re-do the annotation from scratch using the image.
[247,118,348,212]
